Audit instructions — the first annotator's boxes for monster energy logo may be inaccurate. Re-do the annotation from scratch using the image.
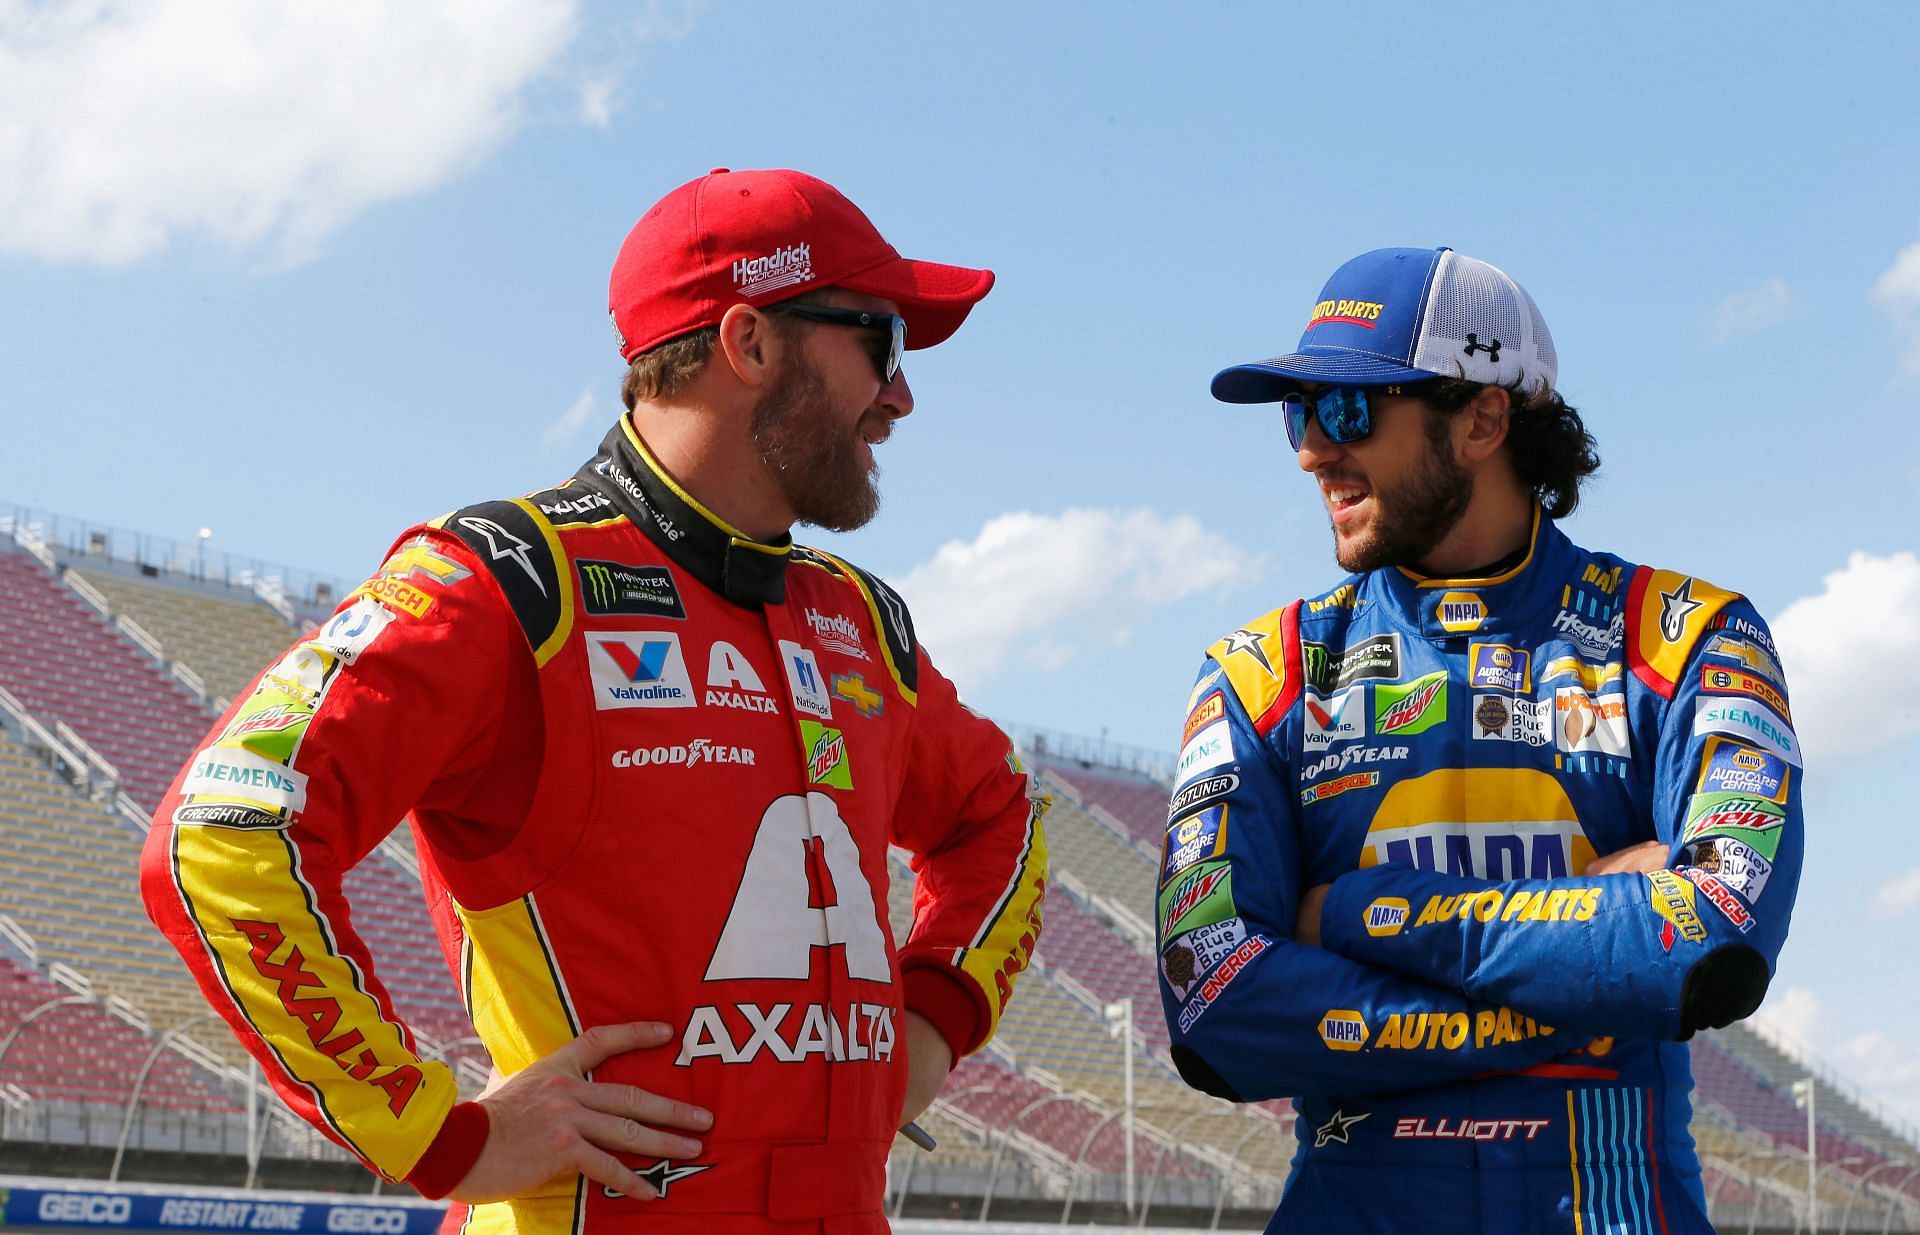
[576,559,686,619]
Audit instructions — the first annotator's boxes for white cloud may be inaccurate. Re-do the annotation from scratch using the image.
[1702,277,1796,344]
[895,509,1254,690]
[0,1,580,266]
[1770,551,1920,763]
[1872,867,1920,919]
[1870,238,1920,372]
[1750,985,1821,1057]
[540,387,599,452]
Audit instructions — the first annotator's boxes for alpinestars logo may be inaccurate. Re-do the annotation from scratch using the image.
[733,242,813,298]
[457,516,545,595]
[1660,578,1703,643]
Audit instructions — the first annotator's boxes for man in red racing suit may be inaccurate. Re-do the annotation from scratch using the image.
[141,168,1049,1235]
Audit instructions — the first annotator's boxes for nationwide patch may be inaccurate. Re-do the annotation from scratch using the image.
[1696,738,1788,803]
[1376,672,1447,736]
[577,560,686,618]
[1469,643,1531,692]
[1161,805,1228,886]
[799,720,853,790]
[1680,792,1786,860]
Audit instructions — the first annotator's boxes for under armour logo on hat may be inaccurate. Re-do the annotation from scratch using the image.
[1462,333,1502,361]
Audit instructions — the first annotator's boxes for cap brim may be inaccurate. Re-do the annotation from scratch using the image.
[837,257,995,350]
[1211,353,1437,403]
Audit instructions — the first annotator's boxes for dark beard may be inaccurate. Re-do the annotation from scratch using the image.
[1334,410,1474,573]
[750,352,882,533]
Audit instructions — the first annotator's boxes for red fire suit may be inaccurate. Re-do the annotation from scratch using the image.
[140,418,1050,1235]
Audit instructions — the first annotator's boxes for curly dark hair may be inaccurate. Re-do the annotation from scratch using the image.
[1413,378,1601,519]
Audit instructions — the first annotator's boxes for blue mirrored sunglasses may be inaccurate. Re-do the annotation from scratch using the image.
[1280,385,1410,450]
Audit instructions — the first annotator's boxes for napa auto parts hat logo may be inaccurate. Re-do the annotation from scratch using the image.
[1307,298,1386,329]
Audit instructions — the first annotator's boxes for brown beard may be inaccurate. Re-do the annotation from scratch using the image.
[1334,408,1474,574]
[750,349,883,533]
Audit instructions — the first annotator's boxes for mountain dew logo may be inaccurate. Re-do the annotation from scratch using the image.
[1376,672,1447,736]
[799,720,853,789]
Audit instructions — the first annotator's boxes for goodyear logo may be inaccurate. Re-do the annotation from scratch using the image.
[1319,1009,1369,1051]
[1363,897,1409,937]
[1307,299,1386,329]
[1436,591,1486,634]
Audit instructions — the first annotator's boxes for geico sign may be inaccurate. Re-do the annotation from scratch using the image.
[37,1194,132,1224]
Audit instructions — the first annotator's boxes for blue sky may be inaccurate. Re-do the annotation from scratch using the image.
[4,1,1919,1120]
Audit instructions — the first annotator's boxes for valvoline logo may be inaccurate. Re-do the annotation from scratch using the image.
[587,631,695,710]
[604,639,672,683]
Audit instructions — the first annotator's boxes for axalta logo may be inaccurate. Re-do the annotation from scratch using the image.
[1319,1009,1369,1051]
[610,740,756,768]
[733,242,813,298]
[1307,298,1386,329]
[675,1000,892,1065]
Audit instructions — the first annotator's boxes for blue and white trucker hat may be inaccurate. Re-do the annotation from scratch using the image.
[1211,247,1557,402]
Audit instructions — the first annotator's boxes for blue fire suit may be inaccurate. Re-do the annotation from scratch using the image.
[1157,511,1802,1233]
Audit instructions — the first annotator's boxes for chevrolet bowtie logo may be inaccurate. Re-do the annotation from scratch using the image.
[377,542,472,587]
[832,672,884,718]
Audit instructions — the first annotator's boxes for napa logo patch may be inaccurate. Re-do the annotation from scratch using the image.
[1469,643,1530,693]
[1319,1009,1370,1051]
[1358,769,1598,880]
[1436,591,1486,634]
[1363,897,1410,937]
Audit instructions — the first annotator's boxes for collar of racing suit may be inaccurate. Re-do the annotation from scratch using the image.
[1378,504,1582,641]
[571,417,793,608]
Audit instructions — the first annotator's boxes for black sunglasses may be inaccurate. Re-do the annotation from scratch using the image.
[765,303,906,383]
[1280,385,1410,450]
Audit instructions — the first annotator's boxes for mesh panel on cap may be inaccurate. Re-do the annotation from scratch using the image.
[1409,252,1556,392]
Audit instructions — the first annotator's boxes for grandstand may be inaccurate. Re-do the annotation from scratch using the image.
[3,507,1919,1230]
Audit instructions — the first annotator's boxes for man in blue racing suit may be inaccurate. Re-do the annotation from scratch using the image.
[1158,246,1802,1233]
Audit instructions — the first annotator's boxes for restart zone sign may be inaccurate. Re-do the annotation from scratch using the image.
[0,1186,443,1235]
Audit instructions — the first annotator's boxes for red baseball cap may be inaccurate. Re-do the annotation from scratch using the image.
[608,167,996,362]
